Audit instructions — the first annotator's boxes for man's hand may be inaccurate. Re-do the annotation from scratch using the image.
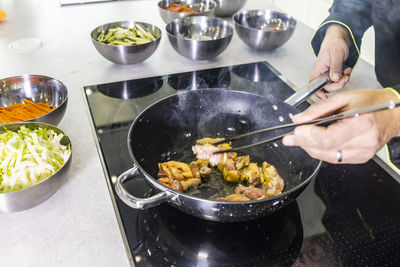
[312,24,353,99]
[282,89,400,164]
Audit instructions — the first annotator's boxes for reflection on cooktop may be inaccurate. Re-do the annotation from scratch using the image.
[231,61,281,83]
[167,68,231,91]
[97,76,163,99]
[134,201,303,267]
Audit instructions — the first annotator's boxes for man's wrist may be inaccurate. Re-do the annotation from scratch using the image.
[325,24,352,47]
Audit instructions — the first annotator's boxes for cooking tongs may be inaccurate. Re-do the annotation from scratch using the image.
[213,100,400,154]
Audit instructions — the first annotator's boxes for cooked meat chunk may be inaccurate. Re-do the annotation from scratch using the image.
[180,178,201,191]
[157,169,168,178]
[190,161,211,179]
[216,193,250,202]
[158,175,201,192]
[192,138,234,167]
[192,143,222,166]
[158,177,173,188]
[222,159,239,182]
[261,162,284,197]
[239,163,261,186]
[235,184,267,200]
[189,162,201,179]
[157,161,201,192]
[196,159,212,177]
[199,166,212,177]
[196,137,225,145]
[235,155,250,170]
[159,161,193,180]
[172,180,183,192]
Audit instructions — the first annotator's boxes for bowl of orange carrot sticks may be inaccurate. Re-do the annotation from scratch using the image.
[0,75,68,125]
[158,0,216,23]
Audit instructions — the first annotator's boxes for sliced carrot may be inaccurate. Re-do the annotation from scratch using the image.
[0,99,56,123]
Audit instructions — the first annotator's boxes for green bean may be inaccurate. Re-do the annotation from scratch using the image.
[96,25,156,46]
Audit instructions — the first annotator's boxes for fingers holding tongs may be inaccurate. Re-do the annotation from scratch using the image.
[213,101,400,154]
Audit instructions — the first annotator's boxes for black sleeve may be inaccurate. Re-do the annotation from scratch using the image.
[386,84,400,170]
[387,138,400,170]
[310,0,373,69]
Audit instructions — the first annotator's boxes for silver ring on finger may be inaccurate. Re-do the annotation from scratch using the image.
[336,150,343,163]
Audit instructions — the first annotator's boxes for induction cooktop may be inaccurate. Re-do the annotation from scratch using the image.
[83,61,400,267]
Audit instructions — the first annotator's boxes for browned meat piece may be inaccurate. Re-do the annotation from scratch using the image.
[157,161,202,192]
[180,178,201,191]
[158,177,185,192]
[235,155,250,170]
[196,159,212,177]
[261,162,284,197]
[158,177,173,188]
[195,137,225,145]
[189,162,201,179]
[159,161,193,180]
[239,163,261,186]
[199,166,212,177]
[172,180,183,191]
[158,176,201,192]
[216,193,250,202]
[224,159,236,171]
[222,159,239,182]
[190,161,211,178]
[157,169,168,178]
[235,184,267,200]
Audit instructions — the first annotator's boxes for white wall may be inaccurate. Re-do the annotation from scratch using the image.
[270,0,375,66]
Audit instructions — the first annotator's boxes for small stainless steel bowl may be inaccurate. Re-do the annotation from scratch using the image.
[91,21,161,64]
[0,122,72,212]
[214,0,247,17]
[233,9,297,50]
[158,0,216,24]
[0,75,68,126]
[166,16,233,60]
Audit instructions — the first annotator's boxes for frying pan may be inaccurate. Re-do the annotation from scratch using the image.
[115,74,329,222]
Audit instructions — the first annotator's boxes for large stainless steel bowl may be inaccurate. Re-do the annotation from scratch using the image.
[233,9,297,50]
[0,75,68,125]
[0,122,72,212]
[214,0,247,17]
[158,0,216,24]
[91,21,161,64]
[166,16,233,60]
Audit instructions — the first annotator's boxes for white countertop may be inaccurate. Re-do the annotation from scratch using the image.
[0,0,387,266]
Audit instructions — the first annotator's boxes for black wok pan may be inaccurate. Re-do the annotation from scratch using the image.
[115,75,329,222]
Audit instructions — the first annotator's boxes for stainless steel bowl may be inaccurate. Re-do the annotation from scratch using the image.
[233,9,297,50]
[91,21,161,64]
[166,16,233,60]
[0,75,68,125]
[214,0,247,17]
[0,122,72,212]
[158,0,216,24]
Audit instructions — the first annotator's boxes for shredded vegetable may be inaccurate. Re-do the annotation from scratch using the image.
[0,99,56,123]
[0,126,71,193]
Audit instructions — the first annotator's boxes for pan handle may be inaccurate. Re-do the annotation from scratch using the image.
[115,166,168,209]
[284,72,330,108]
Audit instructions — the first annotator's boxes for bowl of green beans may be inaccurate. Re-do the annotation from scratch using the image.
[91,21,162,64]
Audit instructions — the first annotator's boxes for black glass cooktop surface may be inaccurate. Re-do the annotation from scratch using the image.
[83,61,400,267]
